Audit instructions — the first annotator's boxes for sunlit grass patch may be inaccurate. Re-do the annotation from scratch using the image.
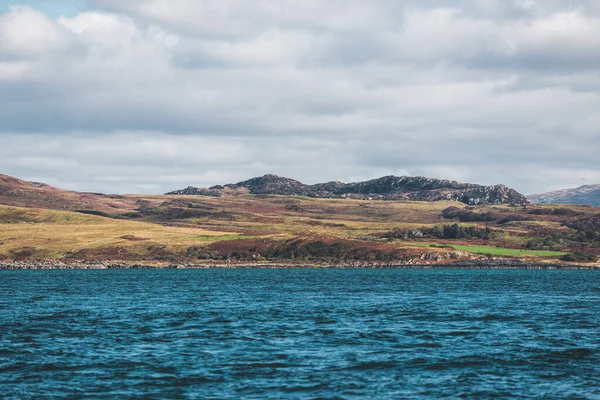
[449,244,567,257]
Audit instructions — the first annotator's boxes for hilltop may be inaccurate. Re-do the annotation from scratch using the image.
[529,184,600,207]
[168,174,530,206]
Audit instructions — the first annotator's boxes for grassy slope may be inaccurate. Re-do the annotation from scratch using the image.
[448,245,567,257]
[0,174,138,214]
[0,206,240,260]
[139,195,454,236]
[395,241,566,256]
[0,194,598,263]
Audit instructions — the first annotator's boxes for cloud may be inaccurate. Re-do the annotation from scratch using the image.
[0,0,599,194]
[0,6,80,60]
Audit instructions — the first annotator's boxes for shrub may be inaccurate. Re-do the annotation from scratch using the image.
[497,214,529,225]
[381,224,496,240]
[441,207,497,222]
[561,252,597,262]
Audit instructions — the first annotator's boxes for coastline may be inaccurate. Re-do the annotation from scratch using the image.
[1,260,598,270]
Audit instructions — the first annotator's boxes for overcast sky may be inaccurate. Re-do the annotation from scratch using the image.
[1,0,599,194]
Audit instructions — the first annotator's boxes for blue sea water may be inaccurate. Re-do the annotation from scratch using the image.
[1,269,599,399]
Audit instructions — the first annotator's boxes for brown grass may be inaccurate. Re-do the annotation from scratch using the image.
[1,192,598,263]
[0,205,238,260]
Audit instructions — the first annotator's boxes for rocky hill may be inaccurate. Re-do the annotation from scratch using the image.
[167,174,530,205]
[529,184,600,207]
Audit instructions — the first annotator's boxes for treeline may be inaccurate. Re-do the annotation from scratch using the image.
[441,207,496,222]
[381,224,497,240]
[441,206,582,225]
[441,207,528,225]
[528,208,580,216]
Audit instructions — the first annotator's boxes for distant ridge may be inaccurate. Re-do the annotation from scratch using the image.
[528,184,600,207]
[167,174,530,206]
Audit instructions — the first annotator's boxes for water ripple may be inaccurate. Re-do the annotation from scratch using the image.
[1,269,599,398]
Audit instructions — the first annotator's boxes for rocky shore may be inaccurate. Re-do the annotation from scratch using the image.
[1,259,598,270]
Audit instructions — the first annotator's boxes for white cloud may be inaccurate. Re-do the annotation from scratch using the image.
[0,6,78,59]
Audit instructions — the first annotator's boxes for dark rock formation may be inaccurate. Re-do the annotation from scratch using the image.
[166,186,222,197]
[167,174,530,205]
[528,184,600,207]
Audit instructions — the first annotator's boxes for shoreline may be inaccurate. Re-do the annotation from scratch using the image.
[1,260,598,270]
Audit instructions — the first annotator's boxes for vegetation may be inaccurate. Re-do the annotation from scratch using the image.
[448,245,568,257]
[561,252,598,262]
[381,224,497,240]
[0,206,238,261]
[0,187,598,264]
[441,207,498,222]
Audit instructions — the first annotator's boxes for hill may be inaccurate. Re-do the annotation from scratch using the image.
[1,194,599,266]
[529,185,600,207]
[0,173,137,214]
[0,173,598,266]
[167,174,530,206]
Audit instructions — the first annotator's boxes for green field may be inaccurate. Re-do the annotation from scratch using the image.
[449,245,568,257]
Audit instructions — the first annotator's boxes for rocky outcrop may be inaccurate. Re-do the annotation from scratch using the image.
[167,174,530,206]
[166,186,222,196]
[528,184,600,207]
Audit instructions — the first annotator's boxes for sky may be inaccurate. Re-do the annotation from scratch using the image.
[0,0,599,195]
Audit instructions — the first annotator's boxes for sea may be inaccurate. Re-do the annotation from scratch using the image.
[1,269,599,399]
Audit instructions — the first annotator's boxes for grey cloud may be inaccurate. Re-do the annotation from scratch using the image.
[2,130,595,195]
[0,1,599,194]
